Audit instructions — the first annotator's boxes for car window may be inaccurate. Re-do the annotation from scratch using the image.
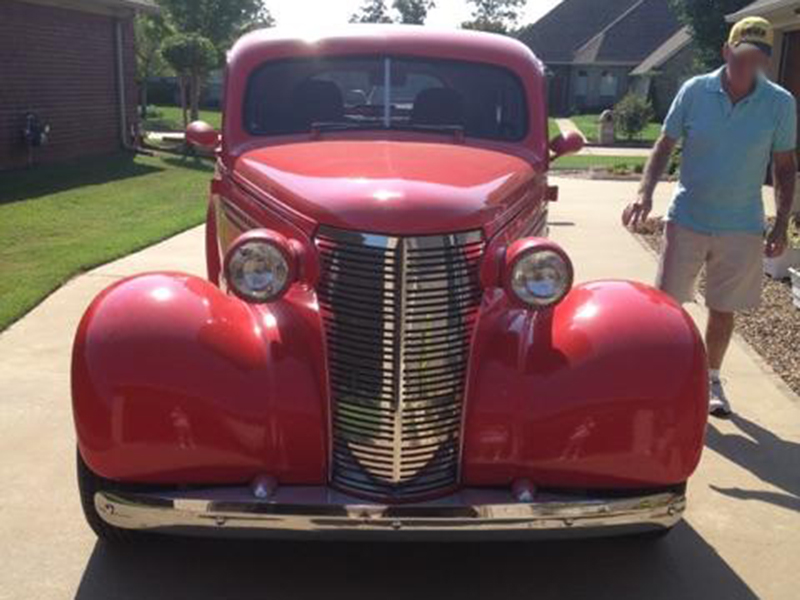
[243,56,528,141]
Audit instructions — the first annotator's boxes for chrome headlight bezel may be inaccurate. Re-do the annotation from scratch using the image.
[223,230,296,303]
[504,239,574,309]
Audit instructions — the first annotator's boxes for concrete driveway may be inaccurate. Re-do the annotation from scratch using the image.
[1,177,798,600]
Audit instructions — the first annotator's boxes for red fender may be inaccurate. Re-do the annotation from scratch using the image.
[71,273,328,484]
[462,280,708,489]
[205,200,221,284]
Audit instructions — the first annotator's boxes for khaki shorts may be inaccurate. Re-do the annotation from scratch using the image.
[656,222,763,312]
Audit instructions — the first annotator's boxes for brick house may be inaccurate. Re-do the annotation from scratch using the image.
[0,0,157,171]
[517,0,684,115]
[629,26,695,118]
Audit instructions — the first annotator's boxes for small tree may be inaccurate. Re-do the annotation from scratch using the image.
[613,94,655,141]
[393,0,435,24]
[159,0,275,57]
[462,0,526,34]
[161,33,218,128]
[350,0,394,23]
[134,14,172,117]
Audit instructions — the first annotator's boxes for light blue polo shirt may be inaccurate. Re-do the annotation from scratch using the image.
[663,66,797,235]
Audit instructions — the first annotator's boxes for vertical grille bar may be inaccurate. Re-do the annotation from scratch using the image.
[316,226,484,500]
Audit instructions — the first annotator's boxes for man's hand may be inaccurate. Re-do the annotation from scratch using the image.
[765,218,789,258]
[622,193,653,230]
[624,134,676,230]
[768,151,797,258]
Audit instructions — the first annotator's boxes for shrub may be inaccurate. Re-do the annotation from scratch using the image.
[613,94,654,141]
[610,163,631,175]
[668,143,683,176]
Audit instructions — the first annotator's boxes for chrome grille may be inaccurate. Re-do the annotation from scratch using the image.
[316,226,484,500]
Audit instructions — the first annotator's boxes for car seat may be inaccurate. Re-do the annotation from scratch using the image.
[410,88,465,127]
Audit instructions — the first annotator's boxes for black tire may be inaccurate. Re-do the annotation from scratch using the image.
[76,449,144,543]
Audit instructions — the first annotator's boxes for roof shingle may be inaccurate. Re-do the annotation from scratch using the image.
[517,0,681,65]
[516,0,639,63]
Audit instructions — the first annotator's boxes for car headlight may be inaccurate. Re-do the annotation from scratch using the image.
[224,230,295,303]
[505,240,573,309]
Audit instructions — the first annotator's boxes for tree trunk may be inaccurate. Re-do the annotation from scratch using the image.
[140,81,148,119]
[190,73,201,122]
[177,75,189,155]
[177,75,188,130]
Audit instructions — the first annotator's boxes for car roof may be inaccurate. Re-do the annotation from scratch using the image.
[227,25,543,75]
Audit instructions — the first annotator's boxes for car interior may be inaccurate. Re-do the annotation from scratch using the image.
[244,56,527,141]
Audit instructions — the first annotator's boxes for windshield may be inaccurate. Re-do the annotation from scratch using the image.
[243,56,528,141]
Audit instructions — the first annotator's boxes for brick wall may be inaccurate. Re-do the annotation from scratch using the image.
[0,1,138,170]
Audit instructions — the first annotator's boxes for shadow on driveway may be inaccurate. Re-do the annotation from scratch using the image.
[707,414,800,513]
[74,522,756,600]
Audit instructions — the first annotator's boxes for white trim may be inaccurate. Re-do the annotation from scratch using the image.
[727,0,800,22]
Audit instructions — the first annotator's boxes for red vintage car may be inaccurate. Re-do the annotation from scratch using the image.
[72,26,707,541]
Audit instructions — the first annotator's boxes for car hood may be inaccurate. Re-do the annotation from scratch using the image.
[232,140,539,235]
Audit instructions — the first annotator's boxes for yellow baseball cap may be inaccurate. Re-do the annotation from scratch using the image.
[728,16,774,56]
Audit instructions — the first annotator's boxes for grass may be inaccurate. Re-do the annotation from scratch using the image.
[547,118,561,140]
[142,104,222,132]
[0,153,213,330]
[570,113,661,144]
[551,154,647,171]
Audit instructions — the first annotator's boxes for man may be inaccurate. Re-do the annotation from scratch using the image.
[623,17,797,418]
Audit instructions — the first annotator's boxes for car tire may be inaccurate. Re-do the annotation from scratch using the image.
[76,449,144,543]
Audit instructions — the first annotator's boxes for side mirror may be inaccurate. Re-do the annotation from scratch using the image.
[186,120,220,150]
[549,131,585,159]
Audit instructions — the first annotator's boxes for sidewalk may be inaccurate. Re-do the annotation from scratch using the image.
[556,117,652,157]
[0,177,797,599]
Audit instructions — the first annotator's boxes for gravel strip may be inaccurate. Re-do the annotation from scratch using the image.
[635,218,800,397]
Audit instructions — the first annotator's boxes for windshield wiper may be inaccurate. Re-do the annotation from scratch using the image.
[310,121,383,135]
[311,121,465,140]
[391,123,465,141]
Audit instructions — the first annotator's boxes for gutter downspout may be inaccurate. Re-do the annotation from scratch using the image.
[115,18,136,151]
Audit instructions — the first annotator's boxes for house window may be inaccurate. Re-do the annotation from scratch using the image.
[600,71,617,97]
[575,70,588,96]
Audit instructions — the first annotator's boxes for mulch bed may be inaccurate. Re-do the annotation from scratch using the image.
[635,218,800,397]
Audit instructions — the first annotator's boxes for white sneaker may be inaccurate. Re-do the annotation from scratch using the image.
[709,378,733,418]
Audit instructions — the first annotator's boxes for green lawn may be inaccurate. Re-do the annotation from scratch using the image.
[551,154,647,171]
[0,153,213,330]
[570,113,661,144]
[547,118,561,140]
[143,104,223,132]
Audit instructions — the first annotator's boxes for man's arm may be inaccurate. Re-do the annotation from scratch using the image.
[766,150,798,257]
[622,134,677,228]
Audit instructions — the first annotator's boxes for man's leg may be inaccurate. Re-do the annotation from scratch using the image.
[706,308,734,371]
[705,232,763,417]
[655,222,708,304]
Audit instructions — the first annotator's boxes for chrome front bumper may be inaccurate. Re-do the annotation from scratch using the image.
[95,486,686,540]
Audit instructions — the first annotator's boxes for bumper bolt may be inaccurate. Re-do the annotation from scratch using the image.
[512,478,537,503]
[251,474,278,500]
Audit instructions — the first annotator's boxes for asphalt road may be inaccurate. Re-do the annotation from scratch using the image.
[1,177,798,600]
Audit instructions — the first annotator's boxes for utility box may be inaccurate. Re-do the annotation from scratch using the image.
[599,110,615,145]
